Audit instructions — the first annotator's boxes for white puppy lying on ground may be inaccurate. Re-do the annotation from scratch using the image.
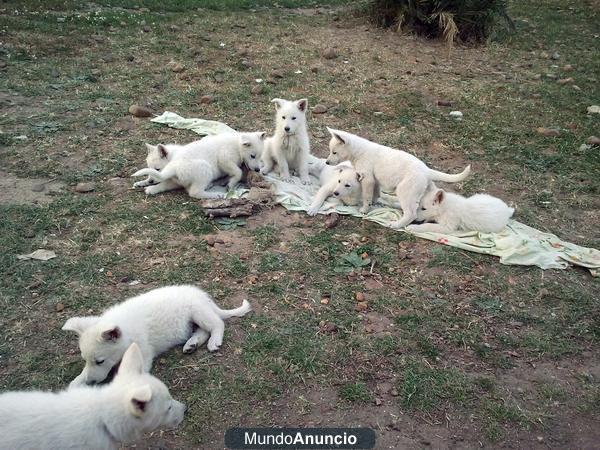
[407,188,514,233]
[307,161,364,216]
[132,132,266,199]
[261,98,311,184]
[325,127,471,228]
[63,285,251,387]
[0,343,185,450]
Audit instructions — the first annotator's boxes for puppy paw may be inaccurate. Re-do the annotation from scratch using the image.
[133,180,148,188]
[144,185,159,195]
[301,179,312,185]
[281,177,294,184]
[405,225,418,232]
[182,341,198,354]
[206,336,223,352]
[359,206,370,215]
[306,206,319,216]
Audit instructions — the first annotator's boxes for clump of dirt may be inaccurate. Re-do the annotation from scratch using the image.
[0,171,64,205]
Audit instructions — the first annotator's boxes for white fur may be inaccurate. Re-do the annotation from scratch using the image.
[132,132,266,199]
[325,128,471,228]
[407,188,514,233]
[63,285,252,387]
[0,343,185,450]
[306,161,363,216]
[261,98,311,184]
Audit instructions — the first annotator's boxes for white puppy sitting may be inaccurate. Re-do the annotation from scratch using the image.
[307,161,364,216]
[63,285,252,387]
[0,343,185,450]
[325,127,471,228]
[261,98,311,184]
[407,188,514,233]
[132,132,266,199]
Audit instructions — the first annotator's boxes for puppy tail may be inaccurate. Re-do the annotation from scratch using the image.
[213,299,252,319]
[428,165,471,183]
[132,168,163,180]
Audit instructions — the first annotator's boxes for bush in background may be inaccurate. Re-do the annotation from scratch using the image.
[369,0,514,47]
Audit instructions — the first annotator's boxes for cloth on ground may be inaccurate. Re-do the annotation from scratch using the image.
[150,111,600,276]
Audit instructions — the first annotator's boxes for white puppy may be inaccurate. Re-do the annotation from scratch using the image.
[0,343,185,450]
[407,188,514,233]
[307,162,364,216]
[325,128,471,228]
[132,132,266,199]
[261,98,311,184]
[63,285,252,387]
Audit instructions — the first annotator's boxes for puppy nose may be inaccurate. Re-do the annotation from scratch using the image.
[284,126,290,132]
[254,168,260,172]
[334,191,339,196]
[325,161,331,165]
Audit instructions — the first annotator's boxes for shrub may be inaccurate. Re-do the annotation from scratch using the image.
[369,0,514,47]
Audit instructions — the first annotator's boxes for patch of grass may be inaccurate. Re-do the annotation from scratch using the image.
[258,253,285,272]
[222,255,249,278]
[398,359,469,411]
[481,398,529,441]
[339,381,371,403]
[252,225,279,250]
[427,246,474,273]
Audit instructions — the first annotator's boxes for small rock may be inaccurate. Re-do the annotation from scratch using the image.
[449,111,463,120]
[355,292,366,302]
[587,105,600,114]
[551,52,560,60]
[251,84,265,95]
[31,183,45,192]
[355,301,368,312]
[271,70,284,79]
[322,47,337,59]
[128,104,153,117]
[557,77,574,85]
[171,63,185,73]
[324,212,339,228]
[587,136,600,146]
[55,303,65,312]
[563,64,574,71]
[205,236,217,246]
[310,65,320,73]
[536,127,561,137]
[390,387,398,396]
[437,100,452,107]
[240,59,252,68]
[142,25,151,33]
[537,436,544,443]
[199,95,213,105]
[74,182,96,193]
[320,298,329,305]
[312,104,328,114]
[374,398,382,406]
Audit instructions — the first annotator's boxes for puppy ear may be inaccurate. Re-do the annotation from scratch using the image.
[145,143,157,154]
[434,189,445,204]
[296,98,308,112]
[128,384,153,417]
[119,343,145,376]
[157,144,168,159]
[239,134,251,146]
[62,317,99,336]
[100,325,121,342]
[356,172,364,182]
[327,127,345,144]
[271,98,284,109]
[259,131,267,141]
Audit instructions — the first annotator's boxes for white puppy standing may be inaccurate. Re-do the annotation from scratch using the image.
[63,285,251,387]
[407,188,514,233]
[132,132,266,199]
[261,98,311,184]
[325,128,471,228]
[0,343,185,450]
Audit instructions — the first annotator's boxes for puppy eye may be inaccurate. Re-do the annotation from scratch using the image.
[243,142,251,147]
[250,154,256,159]
[282,116,286,119]
[95,358,105,365]
[338,180,341,183]
[332,151,337,155]
[345,184,351,188]
[168,405,172,411]
[291,117,296,120]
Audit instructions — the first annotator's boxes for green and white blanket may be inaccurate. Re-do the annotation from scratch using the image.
[151,112,600,276]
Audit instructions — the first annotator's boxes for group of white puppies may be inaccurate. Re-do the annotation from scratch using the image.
[0,285,252,448]
[132,96,514,233]
[0,97,515,449]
